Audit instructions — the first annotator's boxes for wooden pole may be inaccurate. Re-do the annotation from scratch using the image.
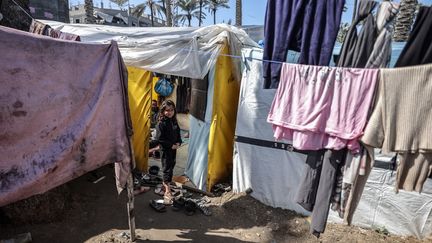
[126,136,137,241]
[127,173,136,242]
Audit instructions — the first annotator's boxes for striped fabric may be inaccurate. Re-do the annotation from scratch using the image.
[361,63,432,192]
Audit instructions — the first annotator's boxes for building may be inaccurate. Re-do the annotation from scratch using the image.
[29,0,70,23]
[69,4,166,27]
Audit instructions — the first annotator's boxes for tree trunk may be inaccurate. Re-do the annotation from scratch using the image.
[199,0,203,26]
[84,0,95,24]
[213,9,216,25]
[166,0,172,26]
[235,0,242,26]
[393,0,418,42]
[0,0,31,31]
[188,16,191,27]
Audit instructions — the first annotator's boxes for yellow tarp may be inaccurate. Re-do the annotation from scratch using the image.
[207,42,240,191]
[127,66,153,171]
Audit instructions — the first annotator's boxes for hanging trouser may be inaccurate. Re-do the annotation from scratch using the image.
[262,0,345,88]
[161,149,177,183]
[295,150,326,211]
[295,149,347,237]
[395,6,432,67]
[310,149,347,236]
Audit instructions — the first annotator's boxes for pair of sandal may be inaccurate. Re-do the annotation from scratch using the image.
[171,198,197,216]
[149,199,166,212]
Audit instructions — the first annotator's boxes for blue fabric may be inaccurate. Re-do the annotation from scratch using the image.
[263,0,345,88]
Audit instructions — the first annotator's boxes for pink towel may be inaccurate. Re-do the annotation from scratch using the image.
[267,63,378,152]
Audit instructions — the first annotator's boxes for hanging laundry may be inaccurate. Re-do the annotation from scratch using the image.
[361,63,432,193]
[29,19,47,35]
[262,0,345,88]
[29,19,81,41]
[267,63,379,152]
[365,1,400,68]
[395,6,432,67]
[189,75,208,122]
[337,1,378,68]
[175,77,191,114]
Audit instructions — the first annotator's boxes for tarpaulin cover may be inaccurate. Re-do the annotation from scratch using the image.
[185,66,216,190]
[207,43,240,191]
[0,26,132,206]
[232,48,309,214]
[40,20,259,81]
[328,154,432,239]
[127,67,152,171]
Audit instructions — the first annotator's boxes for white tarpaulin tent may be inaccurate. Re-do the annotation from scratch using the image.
[233,48,432,239]
[41,20,259,80]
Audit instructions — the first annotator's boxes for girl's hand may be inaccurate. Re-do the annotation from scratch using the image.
[171,144,178,149]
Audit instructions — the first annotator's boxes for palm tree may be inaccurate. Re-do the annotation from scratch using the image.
[175,0,204,27]
[198,0,207,26]
[84,0,96,24]
[393,0,418,42]
[206,0,229,25]
[235,0,241,26]
[158,0,173,26]
[109,0,128,10]
[132,0,165,26]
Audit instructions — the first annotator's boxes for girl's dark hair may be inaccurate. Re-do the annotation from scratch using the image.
[157,100,177,122]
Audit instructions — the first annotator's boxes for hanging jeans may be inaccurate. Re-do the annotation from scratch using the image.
[295,149,347,236]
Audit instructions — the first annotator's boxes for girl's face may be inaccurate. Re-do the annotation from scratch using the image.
[163,105,175,118]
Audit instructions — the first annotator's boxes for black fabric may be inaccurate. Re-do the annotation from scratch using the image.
[189,75,208,121]
[395,6,432,67]
[295,149,347,236]
[337,1,378,68]
[175,77,191,113]
[234,135,308,154]
[295,150,326,211]
[155,117,182,150]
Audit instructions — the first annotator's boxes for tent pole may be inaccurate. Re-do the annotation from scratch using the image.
[126,136,137,241]
[127,172,136,241]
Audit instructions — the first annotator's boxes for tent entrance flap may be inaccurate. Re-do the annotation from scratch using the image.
[127,66,153,171]
[207,42,240,191]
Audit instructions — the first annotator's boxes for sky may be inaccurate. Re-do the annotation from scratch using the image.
[74,0,432,27]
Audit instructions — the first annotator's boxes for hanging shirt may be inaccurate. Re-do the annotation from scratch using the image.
[267,63,379,152]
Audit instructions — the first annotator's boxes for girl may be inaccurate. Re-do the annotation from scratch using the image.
[155,100,182,203]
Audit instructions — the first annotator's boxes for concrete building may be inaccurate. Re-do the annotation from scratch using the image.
[29,0,69,23]
[69,4,166,27]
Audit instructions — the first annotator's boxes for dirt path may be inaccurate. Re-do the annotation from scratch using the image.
[1,165,429,243]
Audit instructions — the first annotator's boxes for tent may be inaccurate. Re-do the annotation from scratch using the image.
[41,20,259,191]
[233,48,432,239]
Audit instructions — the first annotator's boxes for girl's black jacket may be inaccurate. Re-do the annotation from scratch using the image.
[155,117,182,150]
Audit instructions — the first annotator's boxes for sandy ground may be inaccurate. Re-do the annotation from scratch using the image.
[1,114,431,243]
